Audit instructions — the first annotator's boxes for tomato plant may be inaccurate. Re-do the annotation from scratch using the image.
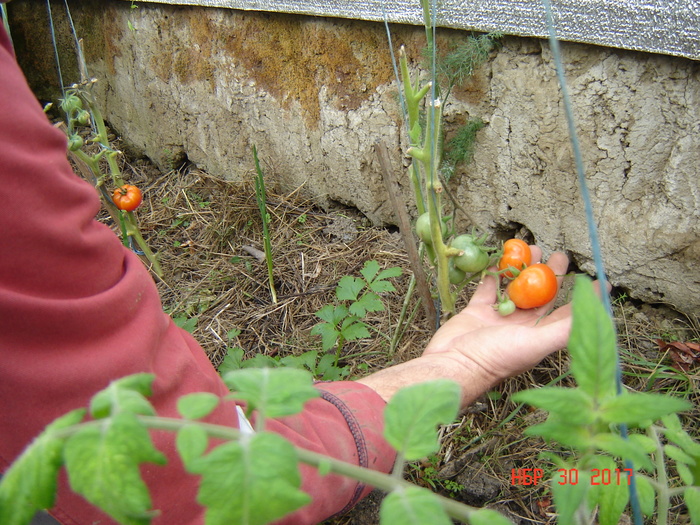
[498,238,531,278]
[112,184,143,212]
[507,263,557,309]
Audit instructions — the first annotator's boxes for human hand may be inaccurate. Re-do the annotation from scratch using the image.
[423,246,572,386]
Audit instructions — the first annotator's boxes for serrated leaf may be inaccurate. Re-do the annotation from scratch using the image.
[634,475,655,517]
[627,433,657,454]
[177,424,209,469]
[90,373,156,419]
[684,486,700,524]
[468,508,513,525]
[340,319,371,341]
[63,412,167,525]
[224,368,320,421]
[314,304,347,325]
[590,457,629,525]
[664,444,696,466]
[512,387,595,425]
[310,322,340,351]
[0,409,85,525]
[568,276,618,401]
[336,276,365,302]
[379,486,451,525]
[592,434,653,471]
[177,393,220,420]
[599,392,691,426]
[218,347,245,375]
[383,380,460,460]
[279,350,318,373]
[359,260,381,283]
[523,417,592,450]
[351,292,385,316]
[369,279,397,293]
[550,475,589,525]
[377,266,403,280]
[191,432,310,525]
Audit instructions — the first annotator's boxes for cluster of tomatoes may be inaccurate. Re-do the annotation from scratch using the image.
[416,212,558,316]
[496,239,557,316]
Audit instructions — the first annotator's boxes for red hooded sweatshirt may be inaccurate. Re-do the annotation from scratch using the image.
[0,24,395,524]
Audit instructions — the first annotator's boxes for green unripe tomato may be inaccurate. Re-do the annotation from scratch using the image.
[76,110,91,126]
[415,212,446,245]
[448,260,467,284]
[452,239,489,273]
[60,94,83,114]
[67,134,84,151]
[497,298,516,316]
[450,234,476,251]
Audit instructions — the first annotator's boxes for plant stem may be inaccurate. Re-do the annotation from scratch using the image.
[253,146,278,304]
[649,425,670,525]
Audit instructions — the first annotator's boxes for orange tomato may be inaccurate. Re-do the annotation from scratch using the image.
[507,263,558,309]
[498,239,532,278]
[112,184,143,212]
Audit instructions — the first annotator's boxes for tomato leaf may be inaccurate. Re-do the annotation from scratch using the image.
[383,380,460,460]
[550,471,590,525]
[90,373,157,419]
[588,456,629,525]
[379,486,451,525]
[590,433,653,471]
[599,392,691,426]
[684,487,700,525]
[63,412,167,525]
[523,417,592,450]
[568,276,618,401]
[223,368,320,421]
[0,409,85,525]
[190,432,310,525]
[634,475,656,517]
[468,508,513,525]
[512,387,595,425]
[177,392,220,420]
[176,424,210,470]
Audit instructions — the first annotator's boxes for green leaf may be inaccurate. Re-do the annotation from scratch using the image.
[359,260,381,284]
[310,321,340,351]
[512,387,595,425]
[379,486,451,525]
[314,304,347,325]
[634,475,656,517]
[468,508,513,525]
[524,417,592,450]
[589,457,629,525]
[369,279,398,293]
[350,291,385,316]
[191,432,310,525]
[177,392,220,420]
[0,409,85,525]
[218,347,245,375]
[664,444,696,466]
[63,412,167,525]
[383,380,460,460]
[599,392,691,426]
[684,487,700,525]
[336,276,365,302]
[550,473,589,525]
[279,350,319,372]
[90,373,157,419]
[568,276,618,400]
[591,433,653,471]
[177,424,209,469]
[224,367,320,421]
[340,319,371,341]
[377,266,403,281]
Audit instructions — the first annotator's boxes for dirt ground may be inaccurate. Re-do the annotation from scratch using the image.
[102,152,699,525]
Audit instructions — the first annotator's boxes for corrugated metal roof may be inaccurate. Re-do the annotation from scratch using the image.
[122,0,700,60]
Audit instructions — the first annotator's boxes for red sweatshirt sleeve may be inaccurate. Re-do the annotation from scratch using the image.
[0,25,395,525]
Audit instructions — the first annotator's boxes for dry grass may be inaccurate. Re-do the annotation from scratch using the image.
[108,154,698,525]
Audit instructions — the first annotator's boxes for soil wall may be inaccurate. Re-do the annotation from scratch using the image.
[7,0,700,315]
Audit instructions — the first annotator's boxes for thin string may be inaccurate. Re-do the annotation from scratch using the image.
[541,1,642,523]
[46,0,66,97]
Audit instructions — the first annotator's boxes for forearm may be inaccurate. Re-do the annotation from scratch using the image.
[356,353,498,409]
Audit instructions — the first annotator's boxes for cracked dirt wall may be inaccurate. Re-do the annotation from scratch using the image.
[8,0,700,315]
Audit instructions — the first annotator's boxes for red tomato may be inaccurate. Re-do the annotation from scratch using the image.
[112,184,143,212]
[498,239,532,278]
[507,263,558,309]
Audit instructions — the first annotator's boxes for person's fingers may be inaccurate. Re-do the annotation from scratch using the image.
[529,245,543,264]
[467,270,499,306]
